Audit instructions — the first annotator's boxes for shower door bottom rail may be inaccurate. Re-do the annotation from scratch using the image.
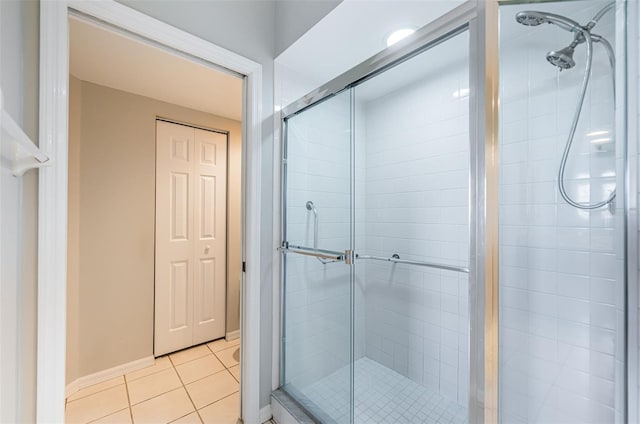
[356,253,469,273]
[278,243,345,262]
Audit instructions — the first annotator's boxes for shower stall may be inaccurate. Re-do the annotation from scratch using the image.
[276,1,633,423]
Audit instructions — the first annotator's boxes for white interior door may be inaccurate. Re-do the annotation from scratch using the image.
[192,127,227,344]
[155,120,227,356]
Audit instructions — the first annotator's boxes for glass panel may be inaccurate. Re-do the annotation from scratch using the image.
[498,1,625,423]
[282,89,353,423]
[352,29,470,424]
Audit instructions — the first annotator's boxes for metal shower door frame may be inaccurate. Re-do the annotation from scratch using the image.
[278,1,501,423]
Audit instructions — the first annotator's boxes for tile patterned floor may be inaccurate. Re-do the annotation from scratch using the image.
[65,338,241,424]
[301,358,467,424]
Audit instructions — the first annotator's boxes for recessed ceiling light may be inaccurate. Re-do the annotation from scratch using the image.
[386,28,416,47]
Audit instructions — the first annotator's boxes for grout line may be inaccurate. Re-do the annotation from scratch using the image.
[168,410,202,424]
[181,367,231,387]
[195,390,240,412]
[66,386,130,424]
[125,357,171,383]
[123,374,135,423]
[86,407,131,424]
[172,350,204,424]
[169,342,222,367]
[66,379,127,404]
[128,382,185,407]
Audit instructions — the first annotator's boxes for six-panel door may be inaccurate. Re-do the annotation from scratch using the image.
[155,120,228,356]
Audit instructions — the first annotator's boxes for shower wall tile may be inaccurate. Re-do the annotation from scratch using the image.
[499,2,623,423]
[358,48,470,408]
[283,93,365,393]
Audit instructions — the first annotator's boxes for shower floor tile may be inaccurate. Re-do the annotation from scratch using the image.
[301,358,467,424]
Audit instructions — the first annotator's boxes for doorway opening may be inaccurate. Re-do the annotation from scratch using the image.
[64,14,244,424]
[37,1,262,422]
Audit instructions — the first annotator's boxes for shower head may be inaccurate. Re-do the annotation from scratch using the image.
[515,11,548,26]
[515,10,581,33]
[547,45,576,69]
[305,201,315,211]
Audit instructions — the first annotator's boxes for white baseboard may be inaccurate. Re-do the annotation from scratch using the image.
[259,405,272,423]
[226,329,240,341]
[65,355,155,398]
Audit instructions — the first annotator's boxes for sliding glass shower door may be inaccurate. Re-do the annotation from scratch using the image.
[280,16,472,423]
[281,89,354,424]
[278,1,631,422]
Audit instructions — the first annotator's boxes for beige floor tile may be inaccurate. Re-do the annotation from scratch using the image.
[65,385,129,424]
[131,387,194,424]
[176,354,225,384]
[90,408,132,424]
[185,370,239,409]
[198,392,240,424]
[170,345,212,366]
[206,338,239,353]
[126,356,172,382]
[228,365,240,383]
[213,346,240,368]
[127,367,182,405]
[170,411,203,423]
[67,376,124,402]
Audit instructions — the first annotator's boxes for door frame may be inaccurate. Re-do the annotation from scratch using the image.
[38,1,262,423]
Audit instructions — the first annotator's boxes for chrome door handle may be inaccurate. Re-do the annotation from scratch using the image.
[278,243,345,262]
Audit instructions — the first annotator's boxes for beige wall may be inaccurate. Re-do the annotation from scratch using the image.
[67,77,242,383]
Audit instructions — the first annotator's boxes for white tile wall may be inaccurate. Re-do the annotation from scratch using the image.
[283,90,355,395]
[499,2,624,423]
[282,30,471,417]
[281,2,635,422]
[357,31,470,408]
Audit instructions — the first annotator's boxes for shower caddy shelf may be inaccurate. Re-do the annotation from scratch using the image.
[0,89,50,176]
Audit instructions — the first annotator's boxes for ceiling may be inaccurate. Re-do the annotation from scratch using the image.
[69,16,243,121]
[276,0,466,92]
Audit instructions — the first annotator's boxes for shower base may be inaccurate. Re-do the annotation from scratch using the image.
[300,357,467,424]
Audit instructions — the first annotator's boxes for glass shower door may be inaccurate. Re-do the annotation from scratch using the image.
[280,89,354,423]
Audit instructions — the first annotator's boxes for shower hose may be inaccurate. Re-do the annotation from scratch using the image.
[557,27,616,210]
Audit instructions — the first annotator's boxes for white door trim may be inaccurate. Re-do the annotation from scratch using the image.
[38,1,262,423]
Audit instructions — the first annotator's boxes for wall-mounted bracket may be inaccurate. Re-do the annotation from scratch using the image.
[1,90,50,177]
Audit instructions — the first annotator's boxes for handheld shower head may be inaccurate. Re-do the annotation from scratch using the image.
[515,11,547,26]
[515,10,581,32]
[547,45,576,69]
[305,201,315,211]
